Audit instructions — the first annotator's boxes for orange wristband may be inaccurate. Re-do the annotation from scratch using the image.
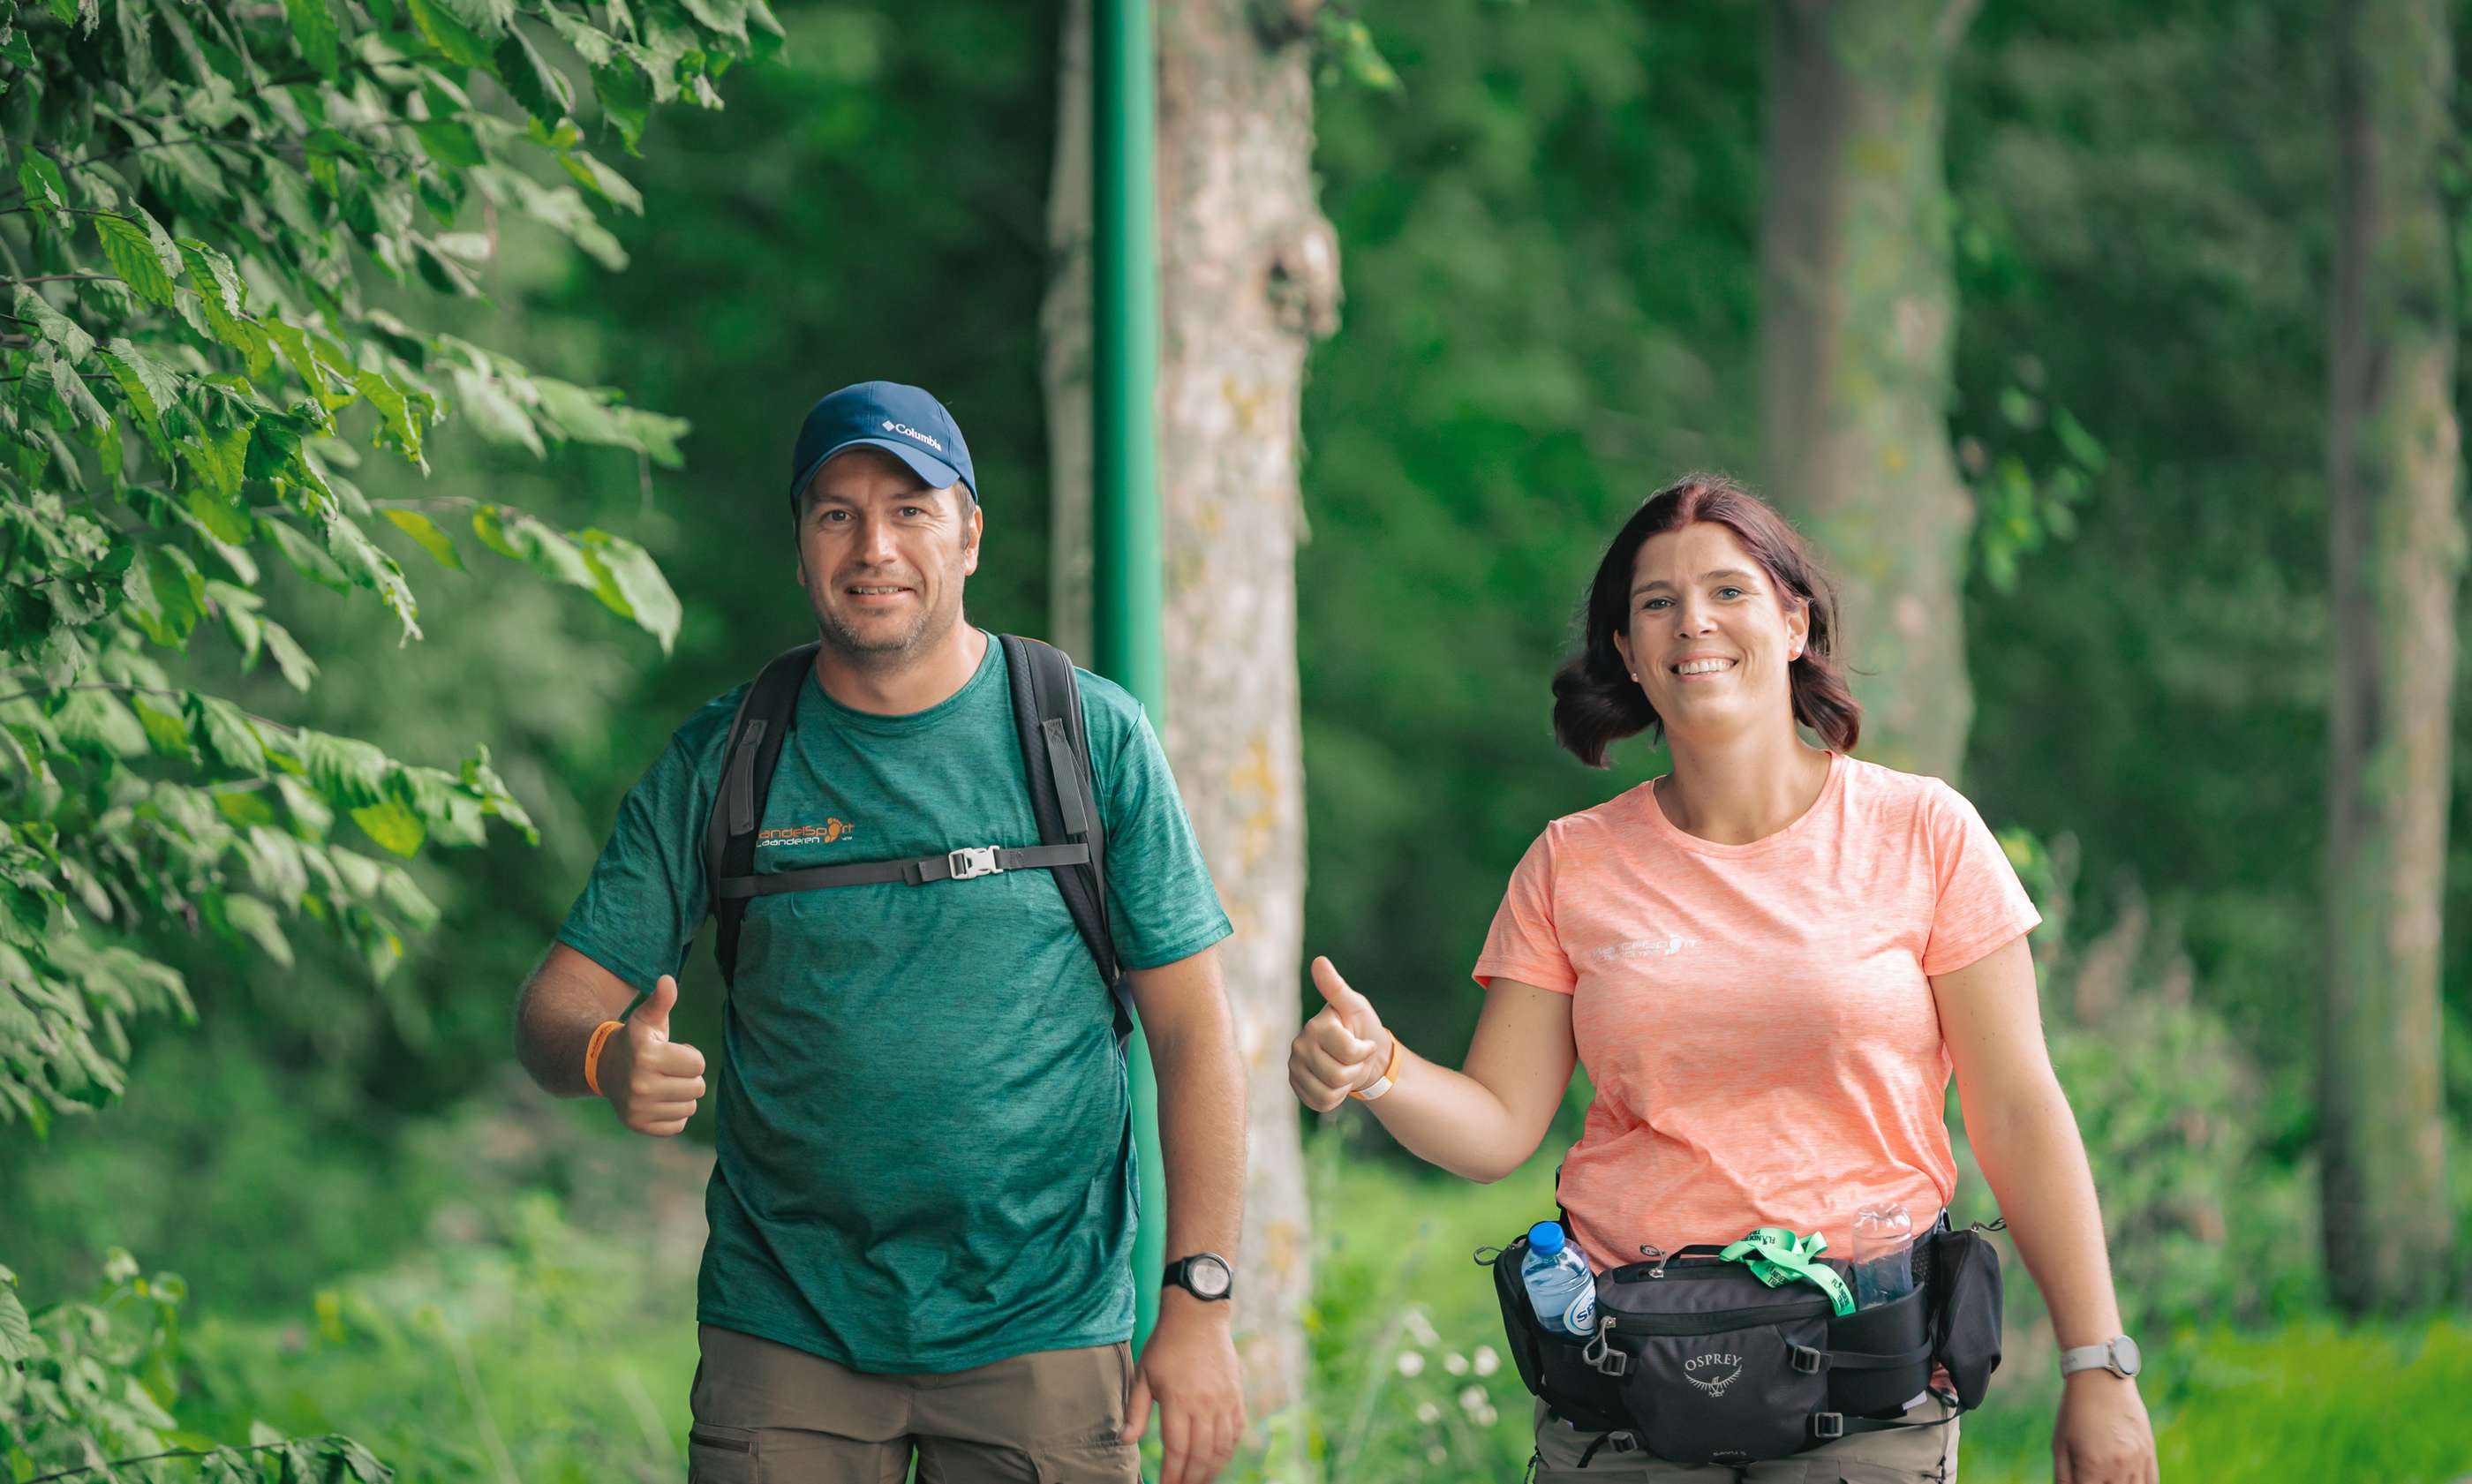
[1349,1035,1405,1102]
[583,1020,624,1096]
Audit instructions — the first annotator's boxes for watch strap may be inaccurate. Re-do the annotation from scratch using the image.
[2059,1338,2131,1377]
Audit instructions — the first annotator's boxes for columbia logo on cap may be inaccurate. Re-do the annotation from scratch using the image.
[882,420,944,452]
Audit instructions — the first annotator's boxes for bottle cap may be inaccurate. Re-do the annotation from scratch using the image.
[1527,1220,1566,1254]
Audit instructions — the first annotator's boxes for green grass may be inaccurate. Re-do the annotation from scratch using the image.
[160,1123,2472,1484]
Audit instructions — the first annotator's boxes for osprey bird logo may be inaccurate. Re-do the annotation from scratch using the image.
[1683,1352,1744,1398]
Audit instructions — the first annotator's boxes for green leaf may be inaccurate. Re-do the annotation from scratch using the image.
[275,772,333,838]
[410,234,485,298]
[115,0,155,87]
[294,729,388,807]
[261,619,318,691]
[471,503,594,588]
[183,240,247,316]
[101,337,183,456]
[0,1279,32,1361]
[92,207,184,308]
[263,318,335,407]
[15,151,66,215]
[381,870,440,934]
[268,519,350,591]
[435,0,511,36]
[353,367,426,463]
[143,544,207,644]
[337,1437,391,1484]
[445,364,543,456]
[218,894,293,968]
[130,692,192,757]
[409,118,485,169]
[178,419,252,502]
[33,344,109,435]
[495,25,576,126]
[381,508,463,569]
[577,530,680,653]
[191,695,268,773]
[179,243,269,373]
[283,0,340,74]
[557,150,642,214]
[539,4,614,64]
[676,0,749,43]
[590,58,652,154]
[350,798,424,857]
[53,689,147,757]
[185,486,255,547]
[324,514,421,637]
[404,0,492,66]
[14,282,94,363]
[2054,406,2106,475]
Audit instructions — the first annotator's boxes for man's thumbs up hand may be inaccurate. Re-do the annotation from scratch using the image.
[603,974,706,1137]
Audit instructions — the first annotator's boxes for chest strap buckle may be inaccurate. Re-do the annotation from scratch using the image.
[948,846,1004,880]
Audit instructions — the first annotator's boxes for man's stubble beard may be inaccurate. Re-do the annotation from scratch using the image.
[810,577,966,674]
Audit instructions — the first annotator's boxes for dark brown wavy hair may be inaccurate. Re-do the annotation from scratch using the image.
[1550,472,1861,768]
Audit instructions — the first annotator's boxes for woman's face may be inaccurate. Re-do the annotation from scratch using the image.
[1614,521,1810,745]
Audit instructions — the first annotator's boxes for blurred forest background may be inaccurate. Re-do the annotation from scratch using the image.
[6,0,2472,1480]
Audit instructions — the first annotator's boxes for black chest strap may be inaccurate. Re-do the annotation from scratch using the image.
[701,635,1131,1044]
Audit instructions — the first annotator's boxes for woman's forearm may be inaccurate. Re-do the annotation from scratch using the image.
[1360,1036,1545,1184]
[1967,1075,2126,1346]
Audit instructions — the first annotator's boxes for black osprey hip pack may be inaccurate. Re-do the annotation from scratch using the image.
[1482,1218,2005,1467]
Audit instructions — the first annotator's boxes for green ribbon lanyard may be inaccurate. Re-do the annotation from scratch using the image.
[1717,1226,1856,1316]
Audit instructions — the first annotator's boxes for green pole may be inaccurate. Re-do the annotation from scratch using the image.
[1093,0,1168,1352]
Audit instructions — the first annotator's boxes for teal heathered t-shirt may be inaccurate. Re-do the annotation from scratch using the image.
[555,633,1232,1374]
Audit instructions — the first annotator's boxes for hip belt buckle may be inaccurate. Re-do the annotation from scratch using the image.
[948,846,1004,880]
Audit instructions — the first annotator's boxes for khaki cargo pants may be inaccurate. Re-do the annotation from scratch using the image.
[688,1324,1141,1484]
[1532,1395,1958,1483]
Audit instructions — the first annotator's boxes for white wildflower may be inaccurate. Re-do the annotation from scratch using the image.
[1396,1350,1425,1377]
[1444,1351,1469,1375]
[1404,1307,1442,1347]
[1473,1345,1501,1376]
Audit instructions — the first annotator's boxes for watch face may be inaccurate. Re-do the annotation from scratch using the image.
[2111,1336,2142,1377]
[1187,1255,1232,1299]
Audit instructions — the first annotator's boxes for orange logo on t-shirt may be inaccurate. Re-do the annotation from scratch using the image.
[760,817,856,848]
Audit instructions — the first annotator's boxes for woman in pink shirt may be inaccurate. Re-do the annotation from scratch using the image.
[1289,475,2157,1483]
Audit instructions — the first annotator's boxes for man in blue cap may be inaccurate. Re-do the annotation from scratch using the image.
[515,382,1250,1484]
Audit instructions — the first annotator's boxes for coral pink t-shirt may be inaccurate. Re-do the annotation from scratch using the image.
[1473,751,2040,1273]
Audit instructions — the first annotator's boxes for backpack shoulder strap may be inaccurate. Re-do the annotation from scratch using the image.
[705,641,820,987]
[999,634,1131,1043]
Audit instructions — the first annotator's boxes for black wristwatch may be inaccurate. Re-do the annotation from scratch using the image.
[1164,1252,1233,1301]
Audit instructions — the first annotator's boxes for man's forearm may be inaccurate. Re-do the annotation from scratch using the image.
[514,945,641,1097]
[1148,1016,1248,1270]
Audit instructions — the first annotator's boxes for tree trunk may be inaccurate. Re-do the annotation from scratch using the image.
[1041,0,1338,1443]
[1044,0,1098,665]
[2323,0,2460,1316]
[1760,0,1980,780]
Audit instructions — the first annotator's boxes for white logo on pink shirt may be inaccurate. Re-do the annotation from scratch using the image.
[1586,936,1699,962]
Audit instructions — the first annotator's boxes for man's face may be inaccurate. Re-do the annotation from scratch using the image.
[794,447,982,668]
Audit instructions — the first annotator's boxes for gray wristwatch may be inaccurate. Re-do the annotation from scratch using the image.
[1164,1252,1233,1301]
[2058,1335,2141,1379]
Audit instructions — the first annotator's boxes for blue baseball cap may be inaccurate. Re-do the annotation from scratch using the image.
[787,381,976,507]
